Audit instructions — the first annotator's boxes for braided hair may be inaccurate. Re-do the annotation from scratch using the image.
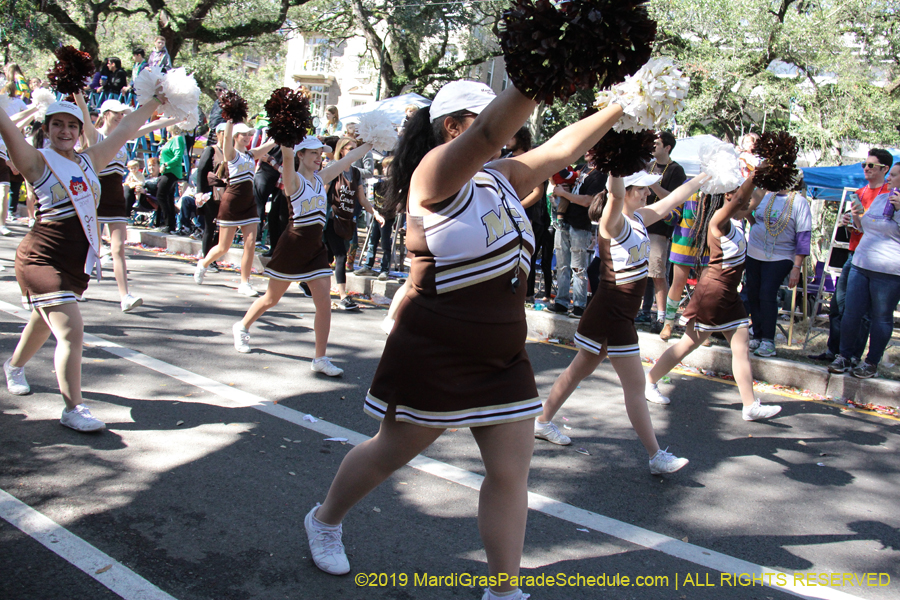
[687,192,725,268]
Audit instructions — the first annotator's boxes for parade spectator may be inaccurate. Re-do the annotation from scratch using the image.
[103,58,129,96]
[828,164,900,379]
[4,64,30,102]
[738,132,760,177]
[87,59,106,93]
[148,36,172,72]
[322,105,342,136]
[1,83,27,115]
[547,152,604,317]
[156,125,187,233]
[252,141,283,246]
[354,157,397,279]
[809,149,892,364]
[195,125,223,265]
[122,49,147,94]
[123,159,147,211]
[636,130,686,332]
[745,176,812,357]
[28,77,43,92]
[206,82,228,145]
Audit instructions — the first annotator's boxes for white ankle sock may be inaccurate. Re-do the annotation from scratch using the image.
[485,588,521,600]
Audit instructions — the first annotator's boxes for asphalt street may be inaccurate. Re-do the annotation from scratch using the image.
[0,222,898,600]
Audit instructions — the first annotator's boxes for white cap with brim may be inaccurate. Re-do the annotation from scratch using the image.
[231,122,254,135]
[294,137,332,153]
[99,99,133,114]
[429,80,496,122]
[622,171,662,188]
[45,101,84,124]
[215,123,228,133]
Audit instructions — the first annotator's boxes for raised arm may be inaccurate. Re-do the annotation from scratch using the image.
[412,86,539,207]
[709,176,757,237]
[85,98,163,171]
[319,142,373,184]
[636,175,708,227]
[73,92,99,145]
[281,146,300,197]
[494,104,624,198]
[249,139,277,161]
[600,176,627,240]
[0,107,44,182]
[133,117,180,139]
[223,121,236,162]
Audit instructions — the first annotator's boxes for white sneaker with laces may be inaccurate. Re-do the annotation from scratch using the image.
[649,448,689,475]
[742,399,782,421]
[60,404,105,432]
[120,294,143,312]
[645,380,670,405]
[233,322,250,353]
[304,504,350,575]
[311,356,343,377]
[0,225,11,236]
[194,264,208,284]
[534,420,571,445]
[4,358,30,395]
[237,282,258,297]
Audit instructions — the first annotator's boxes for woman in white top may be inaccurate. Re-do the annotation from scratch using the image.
[1,94,168,433]
[193,121,275,297]
[75,93,178,312]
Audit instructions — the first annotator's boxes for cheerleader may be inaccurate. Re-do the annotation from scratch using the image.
[193,120,275,297]
[1,95,168,432]
[74,93,178,311]
[303,80,624,599]
[535,172,704,474]
[231,137,377,377]
[645,176,781,421]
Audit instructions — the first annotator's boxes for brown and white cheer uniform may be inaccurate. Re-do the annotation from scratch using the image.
[575,212,650,358]
[263,173,332,282]
[681,219,749,331]
[216,150,257,227]
[95,132,130,224]
[365,169,542,428]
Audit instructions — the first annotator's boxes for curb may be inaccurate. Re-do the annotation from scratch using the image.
[522,309,900,404]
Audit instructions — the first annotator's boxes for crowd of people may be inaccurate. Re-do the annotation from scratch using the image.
[2,24,898,600]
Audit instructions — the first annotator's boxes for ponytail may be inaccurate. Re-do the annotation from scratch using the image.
[688,192,725,268]
[384,106,473,216]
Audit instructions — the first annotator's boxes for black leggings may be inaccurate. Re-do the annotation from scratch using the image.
[199,200,220,256]
[324,219,349,285]
[156,173,179,230]
[267,190,289,251]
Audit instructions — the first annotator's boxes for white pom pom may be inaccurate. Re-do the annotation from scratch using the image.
[594,58,690,132]
[698,140,745,194]
[356,110,398,152]
[31,88,57,120]
[134,67,165,107]
[159,68,201,125]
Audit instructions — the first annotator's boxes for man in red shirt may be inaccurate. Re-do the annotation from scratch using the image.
[810,149,892,362]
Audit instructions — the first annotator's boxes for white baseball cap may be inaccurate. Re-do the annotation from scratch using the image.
[215,123,228,133]
[99,99,133,114]
[294,137,332,153]
[45,101,84,124]
[622,171,661,188]
[429,80,496,122]
[231,122,254,135]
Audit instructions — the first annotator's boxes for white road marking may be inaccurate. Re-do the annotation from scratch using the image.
[0,301,868,600]
[0,489,178,600]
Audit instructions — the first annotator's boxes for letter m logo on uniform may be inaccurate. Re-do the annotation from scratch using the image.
[481,209,514,247]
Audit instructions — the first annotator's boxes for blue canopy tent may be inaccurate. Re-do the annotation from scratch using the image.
[801,148,900,200]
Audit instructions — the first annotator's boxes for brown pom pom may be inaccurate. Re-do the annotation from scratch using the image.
[499,0,657,104]
[589,129,656,177]
[265,88,313,148]
[220,91,248,124]
[752,132,799,191]
[46,46,94,96]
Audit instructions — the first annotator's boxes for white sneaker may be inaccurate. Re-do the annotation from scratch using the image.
[60,404,105,432]
[0,226,11,236]
[304,504,350,575]
[482,589,530,600]
[4,358,30,395]
[100,255,113,267]
[534,420,571,445]
[194,264,208,284]
[311,356,343,377]
[237,282,258,297]
[649,448,689,475]
[748,338,761,351]
[645,380,670,405]
[742,399,782,421]
[120,294,143,312]
[233,322,250,353]
[27,218,35,228]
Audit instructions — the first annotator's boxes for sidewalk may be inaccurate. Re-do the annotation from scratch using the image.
[127,225,899,405]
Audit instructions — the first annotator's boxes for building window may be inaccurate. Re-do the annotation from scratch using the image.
[485,60,494,88]
[308,85,327,118]
[501,71,509,91]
